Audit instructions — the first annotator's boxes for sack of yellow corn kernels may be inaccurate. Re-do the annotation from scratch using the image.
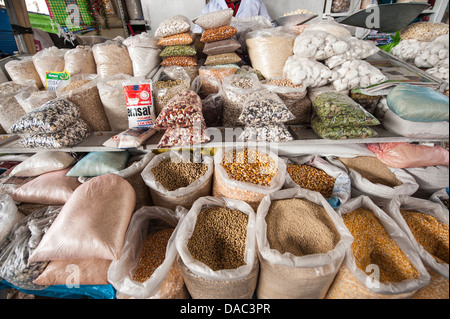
[212,146,286,211]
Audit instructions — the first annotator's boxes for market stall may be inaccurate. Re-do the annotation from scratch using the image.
[0,0,449,301]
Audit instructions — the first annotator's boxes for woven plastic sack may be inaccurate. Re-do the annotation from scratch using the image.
[256,187,353,299]
[385,196,449,279]
[387,84,449,122]
[108,205,189,299]
[123,32,162,78]
[203,38,241,56]
[430,188,449,211]
[5,57,43,89]
[193,8,233,30]
[64,45,96,76]
[32,46,68,86]
[200,26,237,43]
[155,15,191,38]
[141,151,213,210]
[0,194,24,244]
[157,32,195,46]
[367,142,449,169]
[66,151,130,177]
[326,196,431,298]
[175,196,258,299]
[92,40,133,78]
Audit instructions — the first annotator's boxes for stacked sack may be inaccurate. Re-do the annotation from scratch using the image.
[155,15,198,68]
[195,9,241,67]
[154,90,210,148]
[391,22,449,90]
[311,91,380,140]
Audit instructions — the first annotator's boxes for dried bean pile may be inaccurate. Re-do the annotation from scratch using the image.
[401,210,449,264]
[187,206,248,271]
[287,164,336,198]
[155,90,203,128]
[221,148,278,187]
[133,228,175,283]
[151,158,208,191]
[157,126,210,149]
[157,32,195,46]
[266,198,340,256]
[161,56,198,67]
[338,156,403,188]
[240,124,293,143]
[200,26,237,43]
[154,79,190,115]
[343,208,420,283]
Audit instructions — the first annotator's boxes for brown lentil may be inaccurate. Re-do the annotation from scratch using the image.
[151,158,208,191]
[400,210,449,264]
[133,228,175,283]
[266,198,340,256]
[287,164,336,198]
[187,206,248,271]
[343,208,420,283]
[221,148,278,187]
[338,156,403,188]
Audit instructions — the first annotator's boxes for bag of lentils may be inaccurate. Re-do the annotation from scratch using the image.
[256,187,354,299]
[175,196,258,299]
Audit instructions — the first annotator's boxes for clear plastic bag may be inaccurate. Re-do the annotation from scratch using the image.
[15,90,57,113]
[198,65,239,96]
[204,52,241,66]
[239,123,293,143]
[160,45,197,57]
[161,56,198,67]
[175,196,258,299]
[157,32,195,47]
[256,187,354,299]
[141,151,213,209]
[284,56,337,88]
[157,125,210,149]
[200,26,237,43]
[64,45,96,76]
[32,46,68,86]
[203,38,241,56]
[201,90,223,127]
[400,22,449,42]
[92,40,133,78]
[0,194,25,243]
[5,57,43,89]
[312,117,378,140]
[108,205,189,299]
[155,15,191,38]
[193,8,233,30]
[332,60,387,91]
[103,128,157,149]
[293,30,349,60]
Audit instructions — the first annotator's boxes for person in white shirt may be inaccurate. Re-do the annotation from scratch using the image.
[193,0,272,33]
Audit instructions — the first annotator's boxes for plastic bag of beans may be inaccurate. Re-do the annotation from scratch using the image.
[326,196,431,299]
[175,196,258,299]
[213,147,286,211]
[157,32,195,47]
[384,196,449,280]
[200,26,238,43]
[283,155,351,208]
[161,56,198,67]
[108,205,190,299]
[193,9,233,30]
[155,15,191,38]
[256,187,354,299]
[203,38,241,56]
[141,151,213,210]
[205,52,242,66]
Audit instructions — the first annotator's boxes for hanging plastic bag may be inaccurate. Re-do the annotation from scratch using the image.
[326,196,431,298]
[256,187,354,299]
[141,151,213,210]
[108,205,189,299]
[175,196,258,299]
[384,196,449,279]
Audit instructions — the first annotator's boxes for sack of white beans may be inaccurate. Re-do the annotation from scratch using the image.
[331,60,387,91]
[284,56,338,88]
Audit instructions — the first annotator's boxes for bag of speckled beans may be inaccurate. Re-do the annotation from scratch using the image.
[384,196,449,280]
[175,196,259,299]
[255,187,354,299]
[212,147,286,211]
[141,151,213,210]
[327,156,420,207]
[108,205,190,299]
[325,196,431,299]
[283,155,351,209]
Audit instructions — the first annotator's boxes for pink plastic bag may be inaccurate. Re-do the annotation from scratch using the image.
[367,143,449,168]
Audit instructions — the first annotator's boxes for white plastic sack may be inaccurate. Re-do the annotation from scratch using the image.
[328,156,420,207]
[108,205,188,299]
[175,196,258,299]
[429,188,449,211]
[384,196,449,279]
[283,155,351,208]
[255,187,353,299]
[330,196,431,297]
[404,166,449,199]
[123,32,162,78]
[32,46,68,86]
[0,194,25,243]
[141,151,213,210]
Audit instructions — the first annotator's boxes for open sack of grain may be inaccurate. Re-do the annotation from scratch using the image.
[256,187,353,299]
[175,196,258,299]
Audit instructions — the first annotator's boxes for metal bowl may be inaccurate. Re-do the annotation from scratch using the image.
[274,13,318,27]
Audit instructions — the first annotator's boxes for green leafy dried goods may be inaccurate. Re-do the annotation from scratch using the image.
[313,92,380,127]
[160,45,197,57]
[311,117,377,140]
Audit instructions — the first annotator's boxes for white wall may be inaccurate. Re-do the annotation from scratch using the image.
[261,0,325,19]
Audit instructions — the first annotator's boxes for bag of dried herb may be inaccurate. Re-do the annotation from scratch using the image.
[141,151,213,210]
[175,196,259,299]
[385,196,449,279]
[326,196,431,298]
[108,205,189,299]
[313,92,380,127]
[255,187,353,299]
[283,155,351,208]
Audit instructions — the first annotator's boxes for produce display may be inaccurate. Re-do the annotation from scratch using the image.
[0,10,449,301]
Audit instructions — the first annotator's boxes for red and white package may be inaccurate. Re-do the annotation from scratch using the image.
[123,80,157,129]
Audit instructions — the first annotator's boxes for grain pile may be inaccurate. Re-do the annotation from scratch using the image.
[151,158,208,191]
[400,210,449,264]
[187,206,248,271]
[266,198,340,256]
[287,164,336,198]
[338,156,403,187]
[343,208,419,283]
